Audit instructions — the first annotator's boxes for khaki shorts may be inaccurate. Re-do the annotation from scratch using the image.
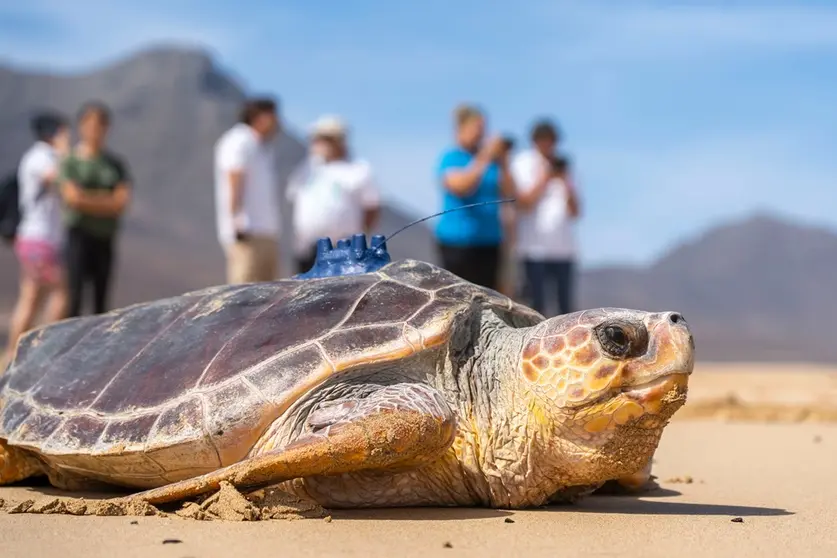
[225,235,279,284]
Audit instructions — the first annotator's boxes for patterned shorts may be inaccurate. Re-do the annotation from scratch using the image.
[14,239,63,286]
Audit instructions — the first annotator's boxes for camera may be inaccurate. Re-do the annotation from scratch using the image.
[501,136,515,151]
[550,154,569,174]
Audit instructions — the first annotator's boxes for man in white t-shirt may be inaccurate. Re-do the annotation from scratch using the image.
[214,97,282,284]
[286,115,381,274]
[5,112,71,363]
[511,119,581,317]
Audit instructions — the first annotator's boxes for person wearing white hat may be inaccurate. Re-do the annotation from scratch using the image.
[286,115,381,273]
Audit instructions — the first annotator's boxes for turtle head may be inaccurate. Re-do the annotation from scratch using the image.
[518,308,694,484]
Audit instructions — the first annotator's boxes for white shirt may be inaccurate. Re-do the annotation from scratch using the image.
[511,149,579,260]
[16,141,63,247]
[286,156,380,256]
[213,123,280,245]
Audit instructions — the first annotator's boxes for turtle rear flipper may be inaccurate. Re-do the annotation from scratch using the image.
[131,384,457,505]
[0,439,43,485]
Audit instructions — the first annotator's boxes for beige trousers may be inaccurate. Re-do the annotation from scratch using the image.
[224,235,279,284]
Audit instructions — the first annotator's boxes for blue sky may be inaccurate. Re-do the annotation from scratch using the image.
[1,0,835,267]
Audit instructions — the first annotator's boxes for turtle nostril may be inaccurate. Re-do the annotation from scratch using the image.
[668,312,683,325]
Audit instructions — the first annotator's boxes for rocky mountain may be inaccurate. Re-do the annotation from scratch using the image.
[1,47,834,363]
[0,46,305,250]
[579,214,837,362]
[0,46,436,306]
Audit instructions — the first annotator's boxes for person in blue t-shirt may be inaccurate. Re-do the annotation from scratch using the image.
[435,104,514,291]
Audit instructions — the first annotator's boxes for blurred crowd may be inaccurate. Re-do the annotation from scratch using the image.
[1,96,581,360]
[1,102,131,362]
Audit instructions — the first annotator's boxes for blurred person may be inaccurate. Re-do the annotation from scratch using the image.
[214,97,282,284]
[435,104,514,291]
[5,112,71,361]
[511,119,582,316]
[60,101,133,317]
[286,115,381,274]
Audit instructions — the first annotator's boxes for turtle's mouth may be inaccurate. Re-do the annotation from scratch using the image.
[619,372,689,402]
[566,372,689,434]
[577,371,689,410]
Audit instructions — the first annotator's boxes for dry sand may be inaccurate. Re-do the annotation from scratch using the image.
[1,363,836,557]
[675,362,837,422]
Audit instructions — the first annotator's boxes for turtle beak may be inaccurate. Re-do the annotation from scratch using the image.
[621,312,694,387]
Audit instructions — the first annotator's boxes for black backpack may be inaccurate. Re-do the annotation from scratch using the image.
[0,171,21,245]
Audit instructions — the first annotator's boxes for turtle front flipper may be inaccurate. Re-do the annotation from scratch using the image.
[0,440,44,485]
[593,456,658,495]
[131,383,457,505]
[614,457,656,492]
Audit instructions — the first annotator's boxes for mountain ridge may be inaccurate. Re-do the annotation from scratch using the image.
[2,46,835,363]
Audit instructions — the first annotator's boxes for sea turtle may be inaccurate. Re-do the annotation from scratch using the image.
[0,256,694,509]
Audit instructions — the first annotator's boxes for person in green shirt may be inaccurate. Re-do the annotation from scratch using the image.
[59,101,133,317]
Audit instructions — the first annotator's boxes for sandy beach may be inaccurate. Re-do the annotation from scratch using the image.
[2,363,836,558]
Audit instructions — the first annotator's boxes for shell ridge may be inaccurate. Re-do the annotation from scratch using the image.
[220,276,380,385]
[380,267,436,294]
[395,295,438,352]
[405,294,437,322]
[324,319,422,335]
[239,376,271,405]
[142,448,167,473]
[322,276,383,335]
[432,281,472,294]
[197,393,223,467]
[22,315,110,398]
[85,297,202,410]
[194,286,297,388]
[141,402,169,455]
[28,412,67,450]
[313,341,337,373]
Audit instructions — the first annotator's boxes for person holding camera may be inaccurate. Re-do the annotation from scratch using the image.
[510,119,581,316]
[434,103,515,291]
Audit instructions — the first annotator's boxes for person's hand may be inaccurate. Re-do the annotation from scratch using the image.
[530,157,555,192]
[537,158,554,182]
[480,135,507,161]
[42,167,59,185]
[62,182,83,207]
[233,213,250,239]
[566,193,580,218]
[497,146,513,168]
[559,172,580,218]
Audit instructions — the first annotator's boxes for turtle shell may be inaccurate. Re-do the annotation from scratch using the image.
[0,260,542,488]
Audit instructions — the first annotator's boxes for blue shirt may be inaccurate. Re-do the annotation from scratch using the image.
[434,147,502,246]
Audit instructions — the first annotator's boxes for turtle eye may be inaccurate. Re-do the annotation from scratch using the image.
[598,325,630,357]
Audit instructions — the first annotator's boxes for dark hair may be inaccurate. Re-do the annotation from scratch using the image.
[240,97,278,125]
[77,100,112,126]
[530,119,561,143]
[31,111,68,142]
